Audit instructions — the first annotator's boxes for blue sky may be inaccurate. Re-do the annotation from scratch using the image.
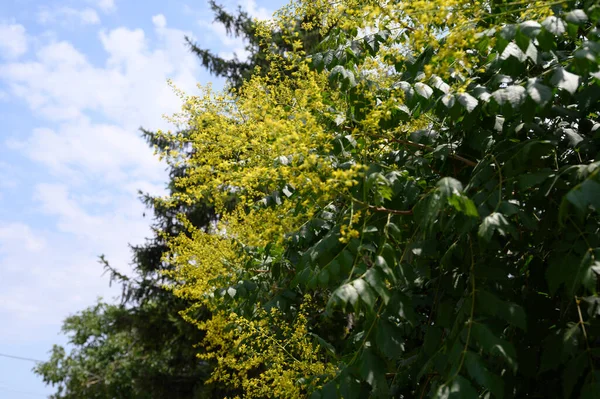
[0,0,284,397]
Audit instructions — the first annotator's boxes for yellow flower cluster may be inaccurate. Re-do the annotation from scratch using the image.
[163,226,242,306]
[197,298,336,398]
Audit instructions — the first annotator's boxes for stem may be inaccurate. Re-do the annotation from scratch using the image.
[448,237,476,383]
[575,296,597,380]
[387,137,478,167]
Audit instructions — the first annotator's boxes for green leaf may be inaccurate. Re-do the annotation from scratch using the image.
[375,318,404,358]
[477,289,527,330]
[564,178,600,214]
[565,9,588,25]
[465,351,505,398]
[581,382,600,399]
[339,369,361,399]
[435,376,479,399]
[527,79,553,106]
[328,259,341,278]
[517,170,553,190]
[492,85,526,107]
[318,268,330,286]
[546,254,580,295]
[550,67,580,95]
[580,251,600,294]
[430,75,450,93]
[415,82,434,99]
[339,249,355,273]
[375,255,396,283]
[352,278,377,309]
[447,194,479,217]
[500,42,527,62]
[328,283,359,310]
[320,380,337,399]
[392,291,416,324]
[385,222,402,241]
[329,65,356,89]
[457,93,478,113]
[542,16,566,35]
[309,332,336,357]
[473,85,492,102]
[364,268,391,304]
[525,42,538,63]
[442,93,456,108]
[478,213,514,242]
[519,21,541,38]
[563,352,588,398]
[471,323,517,372]
[359,348,389,396]
[437,177,464,195]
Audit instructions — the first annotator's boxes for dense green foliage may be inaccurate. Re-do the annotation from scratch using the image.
[156,0,600,397]
[37,0,600,398]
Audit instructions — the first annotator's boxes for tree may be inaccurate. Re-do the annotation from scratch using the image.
[157,0,600,397]
[33,2,286,398]
[186,0,324,90]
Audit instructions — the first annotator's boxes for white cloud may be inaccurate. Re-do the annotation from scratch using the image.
[97,0,116,13]
[0,16,214,344]
[152,14,167,29]
[0,23,28,59]
[37,6,101,26]
[1,24,203,129]
[0,223,46,254]
[0,183,156,336]
[10,121,164,184]
[238,0,273,20]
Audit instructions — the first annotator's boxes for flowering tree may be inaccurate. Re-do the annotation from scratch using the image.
[157,0,600,397]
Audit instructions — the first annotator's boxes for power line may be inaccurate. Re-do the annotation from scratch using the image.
[0,352,43,363]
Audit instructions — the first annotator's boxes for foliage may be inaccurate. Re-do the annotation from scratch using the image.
[156,0,600,397]
[186,0,323,90]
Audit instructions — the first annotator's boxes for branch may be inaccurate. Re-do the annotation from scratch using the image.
[390,138,477,167]
[368,205,413,215]
[352,198,413,215]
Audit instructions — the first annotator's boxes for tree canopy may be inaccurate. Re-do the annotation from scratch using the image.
[156,0,600,397]
[38,0,600,398]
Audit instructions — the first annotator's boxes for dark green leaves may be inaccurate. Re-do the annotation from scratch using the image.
[359,348,389,396]
[562,177,600,220]
[477,290,527,330]
[435,376,479,399]
[465,352,505,398]
[471,323,517,372]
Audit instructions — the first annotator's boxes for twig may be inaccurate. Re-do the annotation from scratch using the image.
[352,197,413,215]
[390,138,477,167]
